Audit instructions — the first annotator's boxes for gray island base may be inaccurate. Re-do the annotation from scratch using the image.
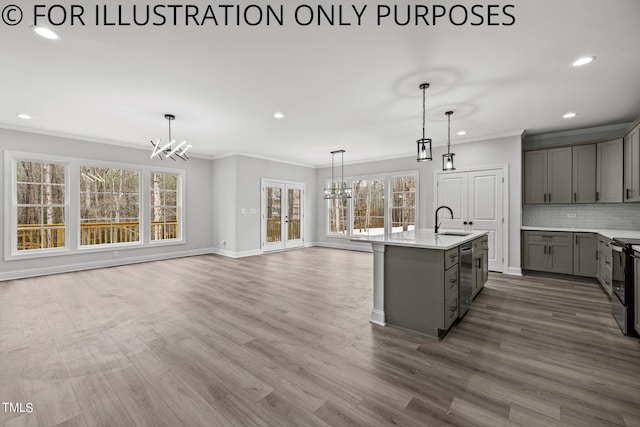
[353,229,488,339]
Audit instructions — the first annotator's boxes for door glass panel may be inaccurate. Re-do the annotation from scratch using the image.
[267,187,282,243]
[287,188,301,241]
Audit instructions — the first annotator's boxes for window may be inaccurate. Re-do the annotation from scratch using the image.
[352,178,385,236]
[391,175,416,232]
[328,197,348,235]
[80,166,140,246]
[15,161,66,251]
[326,172,417,237]
[150,172,180,241]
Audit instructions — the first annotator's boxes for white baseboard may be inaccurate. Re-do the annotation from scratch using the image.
[0,248,215,282]
[370,309,386,326]
[507,267,523,276]
[314,241,373,252]
[210,248,262,258]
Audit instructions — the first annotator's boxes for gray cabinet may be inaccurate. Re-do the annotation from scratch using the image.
[635,254,640,335]
[572,144,596,203]
[384,245,459,338]
[524,147,572,204]
[597,139,623,203]
[573,233,597,278]
[524,150,547,204]
[471,235,488,297]
[597,236,613,295]
[522,231,573,275]
[624,125,640,202]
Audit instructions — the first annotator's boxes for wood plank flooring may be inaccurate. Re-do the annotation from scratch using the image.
[1,247,640,426]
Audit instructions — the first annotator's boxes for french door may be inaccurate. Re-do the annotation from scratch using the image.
[436,169,505,272]
[262,181,304,252]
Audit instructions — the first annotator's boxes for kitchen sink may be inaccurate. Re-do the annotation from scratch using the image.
[437,230,472,236]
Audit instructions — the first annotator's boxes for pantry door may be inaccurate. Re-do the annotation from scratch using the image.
[262,181,304,252]
[436,168,506,272]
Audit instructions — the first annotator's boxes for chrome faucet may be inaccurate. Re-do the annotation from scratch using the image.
[435,205,454,234]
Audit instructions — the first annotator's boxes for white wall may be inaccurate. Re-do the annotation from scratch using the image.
[316,134,523,273]
[211,155,317,256]
[0,128,214,280]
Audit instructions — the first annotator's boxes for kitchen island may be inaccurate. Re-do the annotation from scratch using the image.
[353,229,488,339]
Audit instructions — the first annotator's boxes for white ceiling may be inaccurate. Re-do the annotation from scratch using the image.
[2,0,640,167]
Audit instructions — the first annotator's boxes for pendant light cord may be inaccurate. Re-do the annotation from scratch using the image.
[422,86,426,140]
[447,112,451,154]
[168,118,172,143]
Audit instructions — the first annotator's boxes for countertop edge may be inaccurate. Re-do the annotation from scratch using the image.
[350,230,488,250]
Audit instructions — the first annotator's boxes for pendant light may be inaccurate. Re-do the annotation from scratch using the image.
[442,111,455,171]
[150,114,193,161]
[323,149,352,199]
[416,83,432,162]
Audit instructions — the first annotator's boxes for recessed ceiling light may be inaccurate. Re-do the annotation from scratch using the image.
[274,112,284,119]
[457,131,466,136]
[16,113,32,120]
[31,26,61,41]
[563,112,577,119]
[572,56,595,67]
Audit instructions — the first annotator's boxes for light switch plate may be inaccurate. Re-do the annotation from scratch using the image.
[241,208,246,214]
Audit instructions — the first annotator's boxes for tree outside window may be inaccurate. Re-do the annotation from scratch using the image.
[16,161,66,251]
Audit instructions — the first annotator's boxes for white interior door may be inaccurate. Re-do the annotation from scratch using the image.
[262,181,304,252]
[468,170,503,272]
[437,172,468,230]
[436,169,505,272]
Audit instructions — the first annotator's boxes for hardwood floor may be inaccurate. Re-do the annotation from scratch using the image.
[1,247,639,426]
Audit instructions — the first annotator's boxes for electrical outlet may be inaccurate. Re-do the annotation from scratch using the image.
[113,251,119,257]
[567,213,577,218]
[240,208,246,214]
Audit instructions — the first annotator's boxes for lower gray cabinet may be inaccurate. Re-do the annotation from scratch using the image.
[522,231,573,275]
[574,233,597,277]
[635,254,640,335]
[597,236,613,295]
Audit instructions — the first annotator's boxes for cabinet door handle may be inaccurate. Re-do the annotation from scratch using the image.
[544,245,547,254]
[596,191,599,201]
[469,221,473,226]
[575,235,578,245]
[596,251,599,260]
[548,193,551,202]
[463,221,468,225]
[627,189,631,199]
[574,192,577,202]
[549,245,552,255]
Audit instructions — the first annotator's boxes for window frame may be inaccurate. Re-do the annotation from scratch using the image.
[149,171,184,244]
[7,152,71,258]
[4,151,186,262]
[325,170,419,238]
[78,164,143,250]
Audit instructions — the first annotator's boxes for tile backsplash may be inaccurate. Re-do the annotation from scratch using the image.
[522,204,640,229]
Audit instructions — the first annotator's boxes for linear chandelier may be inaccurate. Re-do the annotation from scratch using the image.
[416,83,433,162]
[323,149,352,199]
[150,114,193,161]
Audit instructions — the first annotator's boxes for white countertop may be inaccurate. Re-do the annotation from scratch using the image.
[521,226,640,240]
[351,228,488,250]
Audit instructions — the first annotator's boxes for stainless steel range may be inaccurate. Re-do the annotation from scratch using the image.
[611,238,640,337]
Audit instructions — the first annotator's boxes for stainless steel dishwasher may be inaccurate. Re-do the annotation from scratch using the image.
[459,241,473,318]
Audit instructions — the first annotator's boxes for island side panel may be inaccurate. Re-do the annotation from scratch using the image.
[370,243,386,325]
[384,246,444,337]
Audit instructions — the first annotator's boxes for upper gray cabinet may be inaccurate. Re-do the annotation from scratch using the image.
[624,124,640,202]
[524,147,572,204]
[572,144,596,203]
[596,138,623,203]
